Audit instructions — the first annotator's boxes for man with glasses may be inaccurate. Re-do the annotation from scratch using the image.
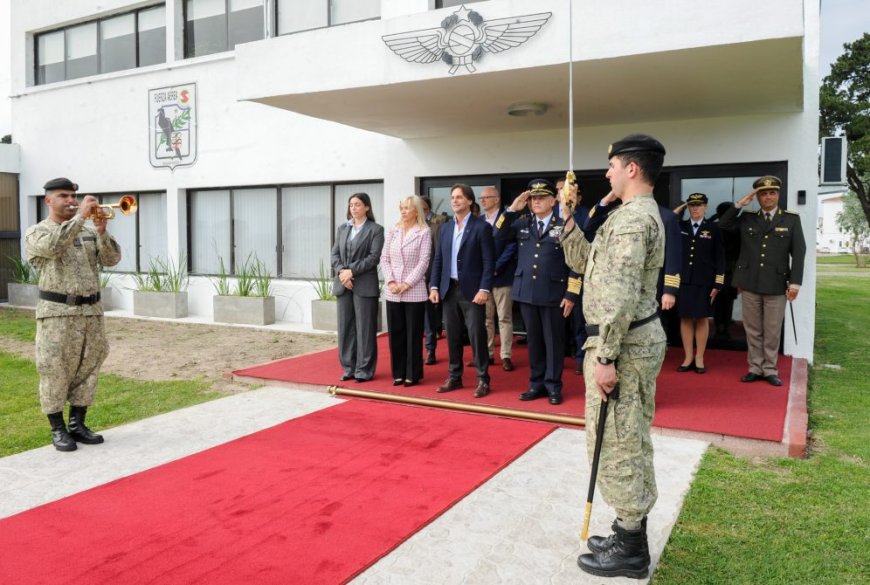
[718,175,805,387]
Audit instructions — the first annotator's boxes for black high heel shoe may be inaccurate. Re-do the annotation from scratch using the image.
[676,361,695,373]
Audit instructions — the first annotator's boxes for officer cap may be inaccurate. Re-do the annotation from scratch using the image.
[528,178,556,197]
[686,192,708,205]
[608,134,666,159]
[753,175,781,191]
[43,177,79,192]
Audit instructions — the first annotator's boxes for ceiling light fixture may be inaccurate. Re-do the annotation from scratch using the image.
[506,102,549,117]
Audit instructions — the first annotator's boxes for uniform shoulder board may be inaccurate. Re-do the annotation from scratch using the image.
[784,210,799,215]
[588,206,597,218]
[495,214,505,229]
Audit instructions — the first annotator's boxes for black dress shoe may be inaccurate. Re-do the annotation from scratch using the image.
[548,394,563,405]
[766,374,783,386]
[695,366,706,374]
[473,381,490,398]
[340,374,353,381]
[354,377,370,383]
[425,352,436,365]
[436,378,462,393]
[404,379,418,387]
[741,372,762,383]
[519,388,547,401]
[393,378,404,386]
[676,362,695,372]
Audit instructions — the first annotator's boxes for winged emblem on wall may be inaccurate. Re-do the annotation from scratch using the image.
[382,5,552,75]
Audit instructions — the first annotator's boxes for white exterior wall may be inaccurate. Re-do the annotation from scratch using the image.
[9,0,820,360]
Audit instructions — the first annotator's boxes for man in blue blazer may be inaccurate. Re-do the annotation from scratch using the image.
[429,183,495,398]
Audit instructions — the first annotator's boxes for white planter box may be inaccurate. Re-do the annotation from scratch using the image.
[213,295,275,326]
[100,287,113,311]
[133,291,188,319]
[311,299,337,331]
[7,283,38,307]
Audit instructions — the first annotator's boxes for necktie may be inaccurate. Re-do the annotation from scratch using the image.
[765,213,772,222]
[538,220,545,237]
[692,222,699,234]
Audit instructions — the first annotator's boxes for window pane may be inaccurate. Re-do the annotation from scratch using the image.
[37,31,65,84]
[138,6,167,67]
[66,23,98,80]
[331,0,379,26]
[425,187,452,220]
[278,0,327,34]
[186,0,228,57]
[681,176,762,216]
[103,196,137,272]
[281,185,330,278]
[0,174,17,231]
[333,183,383,234]
[229,0,264,47]
[232,188,277,275]
[437,0,485,8]
[138,192,168,270]
[190,189,231,273]
[100,13,136,73]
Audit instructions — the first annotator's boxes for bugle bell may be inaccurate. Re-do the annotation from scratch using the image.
[93,195,138,220]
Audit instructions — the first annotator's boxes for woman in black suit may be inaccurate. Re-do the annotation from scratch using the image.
[675,193,725,374]
[331,192,385,382]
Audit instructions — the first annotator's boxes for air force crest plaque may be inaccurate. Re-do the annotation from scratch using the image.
[383,5,551,75]
[149,83,197,171]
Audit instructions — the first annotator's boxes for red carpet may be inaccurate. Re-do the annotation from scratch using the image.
[235,337,792,442]
[0,401,553,585]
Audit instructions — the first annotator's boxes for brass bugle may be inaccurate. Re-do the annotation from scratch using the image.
[93,195,138,220]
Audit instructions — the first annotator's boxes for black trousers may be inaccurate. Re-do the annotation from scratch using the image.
[443,283,489,383]
[519,302,566,396]
[386,300,426,383]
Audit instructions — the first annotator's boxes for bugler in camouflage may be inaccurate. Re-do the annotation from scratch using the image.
[561,193,666,522]
[26,215,121,413]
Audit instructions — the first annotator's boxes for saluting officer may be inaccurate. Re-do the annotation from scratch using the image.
[674,193,725,374]
[718,175,806,386]
[25,178,122,451]
[495,179,581,405]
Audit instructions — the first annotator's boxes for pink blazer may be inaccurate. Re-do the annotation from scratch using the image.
[380,225,432,303]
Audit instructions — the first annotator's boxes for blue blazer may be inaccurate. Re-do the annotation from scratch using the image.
[429,213,495,301]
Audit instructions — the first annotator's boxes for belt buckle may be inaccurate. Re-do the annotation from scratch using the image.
[66,294,77,306]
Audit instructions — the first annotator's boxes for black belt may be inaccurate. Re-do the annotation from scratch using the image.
[39,290,101,306]
[586,313,658,337]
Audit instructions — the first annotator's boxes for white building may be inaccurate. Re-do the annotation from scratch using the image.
[7,0,820,360]
[817,192,867,253]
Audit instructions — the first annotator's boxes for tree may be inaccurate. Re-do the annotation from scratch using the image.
[820,33,870,227]
[0,135,10,144]
[836,192,870,267]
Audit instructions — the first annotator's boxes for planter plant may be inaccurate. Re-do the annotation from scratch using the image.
[99,272,113,311]
[132,254,189,319]
[211,254,275,326]
[7,256,39,307]
[309,261,336,331]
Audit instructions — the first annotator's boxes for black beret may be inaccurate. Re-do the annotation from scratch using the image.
[753,175,782,191]
[528,178,556,197]
[43,177,79,192]
[686,192,708,205]
[608,134,666,159]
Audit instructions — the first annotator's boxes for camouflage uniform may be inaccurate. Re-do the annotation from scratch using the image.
[25,216,121,414]
[561,193,666,522]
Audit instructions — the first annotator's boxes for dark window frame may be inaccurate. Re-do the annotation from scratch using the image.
[186,180,380,278]
[183,0,266,58]
[34,4,165,86]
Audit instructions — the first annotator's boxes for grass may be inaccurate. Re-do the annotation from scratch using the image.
[0,309,220,457]
[653,276,870,585]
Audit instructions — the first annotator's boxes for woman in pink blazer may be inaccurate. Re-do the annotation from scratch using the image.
[380,195,432,387]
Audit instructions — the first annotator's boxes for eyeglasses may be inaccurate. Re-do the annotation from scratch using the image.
[479,196,498,200]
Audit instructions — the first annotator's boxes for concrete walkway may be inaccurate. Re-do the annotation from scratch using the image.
[0,386,708,584]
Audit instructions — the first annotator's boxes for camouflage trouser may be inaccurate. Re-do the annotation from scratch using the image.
[583,340,666,523]
[35,315,109,414]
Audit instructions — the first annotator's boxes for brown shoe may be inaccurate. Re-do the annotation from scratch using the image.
[436,378,462,393]
[502,358,514,372]
[473,381,490,398]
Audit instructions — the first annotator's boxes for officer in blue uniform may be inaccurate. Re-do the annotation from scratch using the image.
[495,179,581,405]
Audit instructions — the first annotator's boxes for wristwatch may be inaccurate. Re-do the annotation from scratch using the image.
[596,356,615,366]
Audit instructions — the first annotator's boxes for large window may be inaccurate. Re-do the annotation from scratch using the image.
[189,182,382,278]
[185,0,264,57]
[277,0,379,35]
[35,5,166,85]
[436,0,485,8]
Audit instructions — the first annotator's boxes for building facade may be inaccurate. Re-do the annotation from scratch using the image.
[8,0,820,360]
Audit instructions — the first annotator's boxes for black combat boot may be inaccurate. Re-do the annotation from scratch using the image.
[588,516,647,554]
[47,412,77,452]
[578,522,650,579]
[68,406,104,444]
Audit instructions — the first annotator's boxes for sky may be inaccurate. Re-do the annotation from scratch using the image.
[0,0,868,138]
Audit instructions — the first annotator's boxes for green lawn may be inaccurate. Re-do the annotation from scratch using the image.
[653,276,870,584]
[0,309,220,457]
